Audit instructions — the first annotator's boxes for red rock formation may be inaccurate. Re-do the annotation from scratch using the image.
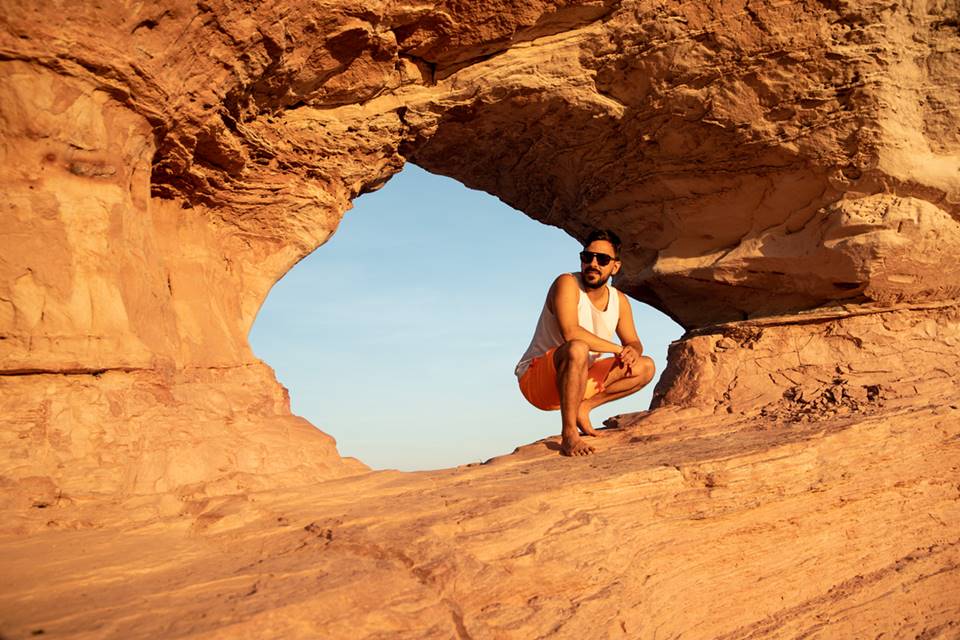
[1,0,958,636]
[2,402,958,638]
[3,0,958,491]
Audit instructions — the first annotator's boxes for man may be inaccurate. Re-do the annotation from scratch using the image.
[515,229,656,456]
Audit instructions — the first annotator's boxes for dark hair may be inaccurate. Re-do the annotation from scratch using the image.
[583,229,622,258]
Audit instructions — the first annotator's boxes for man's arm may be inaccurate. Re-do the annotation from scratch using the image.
[550,274,624,354]
[615,290,644,371]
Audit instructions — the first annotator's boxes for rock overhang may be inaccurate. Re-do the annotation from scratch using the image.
[1,0,959,491]
[1,3,960,636]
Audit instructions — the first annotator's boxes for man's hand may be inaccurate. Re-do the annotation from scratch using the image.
[618,344,643,375]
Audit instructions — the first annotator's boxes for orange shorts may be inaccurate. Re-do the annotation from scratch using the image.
[518,347,619,411]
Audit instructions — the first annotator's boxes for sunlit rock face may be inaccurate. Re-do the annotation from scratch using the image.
[1,2,959,638]
[1,1,958,487]
[401,2,960,325]
[393,0,960,417]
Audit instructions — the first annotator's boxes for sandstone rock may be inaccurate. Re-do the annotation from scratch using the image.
[652,301,960,417]
[1,404,958,638]
[406,1,960,327]
[2,0,957,480]
[1,0,959,636]
[0,363,366,500]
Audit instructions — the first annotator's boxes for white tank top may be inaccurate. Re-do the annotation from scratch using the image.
[515,273,621,378]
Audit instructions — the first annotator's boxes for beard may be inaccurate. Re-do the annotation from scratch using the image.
[582,268,608,289]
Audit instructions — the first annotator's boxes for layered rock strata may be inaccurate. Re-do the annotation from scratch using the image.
[2,0,958,495]
[1,0,959,637]
[1,402,958,638]
[0,2,960,484]
[652,300,960,415]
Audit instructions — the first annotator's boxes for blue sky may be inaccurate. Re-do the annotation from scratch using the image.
[249,165,682,471]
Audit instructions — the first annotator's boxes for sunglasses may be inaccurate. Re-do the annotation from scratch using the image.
[579,250,616,267]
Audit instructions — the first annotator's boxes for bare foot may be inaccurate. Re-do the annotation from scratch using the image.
[577,406,599,437]
[561,435,595,456]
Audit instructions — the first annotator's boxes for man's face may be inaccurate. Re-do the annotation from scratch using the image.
[579,240,621,290]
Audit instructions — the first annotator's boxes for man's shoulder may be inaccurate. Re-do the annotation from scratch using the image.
[545,273,578,314]
[550,272,578,293]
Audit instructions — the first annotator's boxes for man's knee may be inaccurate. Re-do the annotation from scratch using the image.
[637,356,656,384]
[556,339,590,366]
[566,339,591,363]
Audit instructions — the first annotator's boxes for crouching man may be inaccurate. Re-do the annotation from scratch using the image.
[515,229,656,456]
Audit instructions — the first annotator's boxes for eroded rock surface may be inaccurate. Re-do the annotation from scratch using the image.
[653,300,960,415]
[2,402,958,638]
[1,0,959,637]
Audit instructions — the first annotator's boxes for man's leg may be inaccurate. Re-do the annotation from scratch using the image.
[553,340,594,456]
[577,356,656,434]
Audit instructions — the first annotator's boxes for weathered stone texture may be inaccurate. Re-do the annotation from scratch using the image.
[2,403,958,638]
[1,0,959,637]
[652,301,960,415]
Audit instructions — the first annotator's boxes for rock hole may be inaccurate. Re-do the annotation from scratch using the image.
[832,281,861,290]
[250,165,681,470]
[133,19,159,32]
[840,164,862,180]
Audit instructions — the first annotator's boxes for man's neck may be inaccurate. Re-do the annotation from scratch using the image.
[579,274,610,306]
[586,285,607,300]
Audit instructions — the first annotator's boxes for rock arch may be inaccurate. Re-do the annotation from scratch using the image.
[1,0,958,500]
